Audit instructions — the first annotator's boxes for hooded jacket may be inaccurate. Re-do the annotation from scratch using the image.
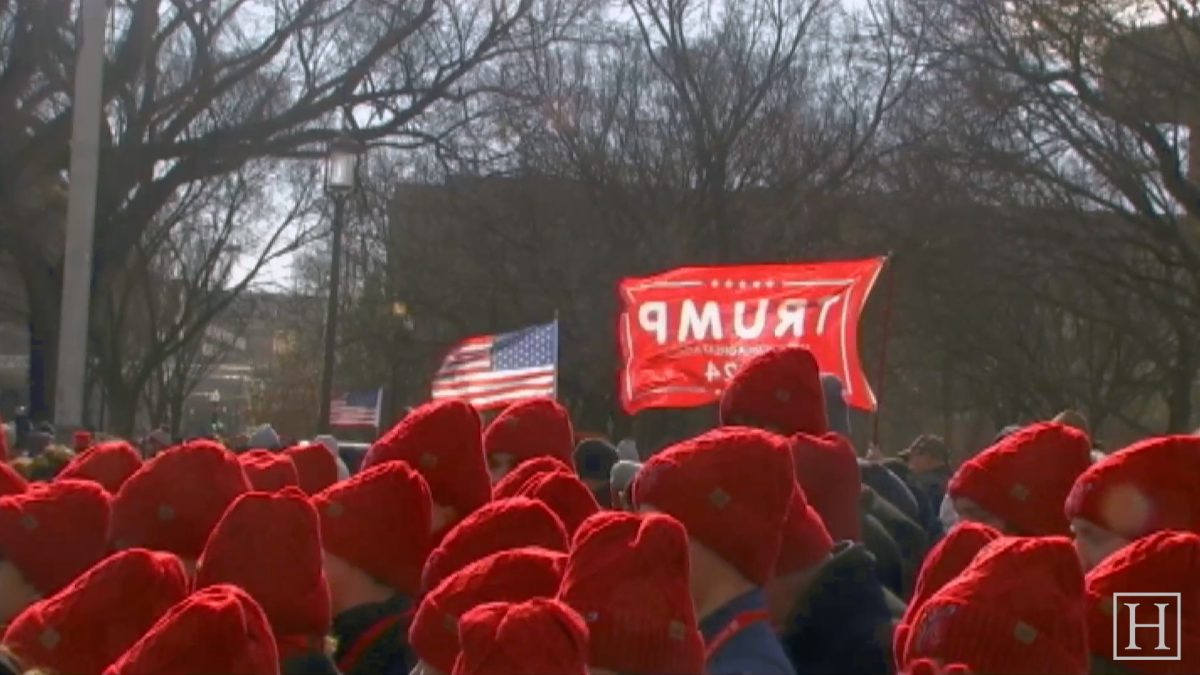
[331,595,414,675]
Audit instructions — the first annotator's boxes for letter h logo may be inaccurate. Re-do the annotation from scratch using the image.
[1112,593,1182,662]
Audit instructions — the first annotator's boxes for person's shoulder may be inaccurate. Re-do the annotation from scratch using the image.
[709,622,796,675]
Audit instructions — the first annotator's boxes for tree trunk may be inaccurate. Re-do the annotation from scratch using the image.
[104,377,140,438]
[1166,338,1195,433]
[22,261,62,423]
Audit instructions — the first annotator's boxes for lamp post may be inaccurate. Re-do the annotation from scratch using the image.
[317,135,360,434]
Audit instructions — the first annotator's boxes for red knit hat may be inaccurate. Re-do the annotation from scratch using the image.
[512,471,598,537]
[238,451,300,492]
[902,536,1088,675]
[0,480,111,596]
[1085,531,1200,675]
[775,488,834,577]
[363,400,491,521]
[902,659,973,675]
[284,444,338,495]
[949,423,1092,536]
[483,399,574,467]
[3,548,188,674]
[196,489,331,655]
[719,347,826,436]
[492,457,571,500]
[896,522,1002,663]
[790,432,862,541]
[102,584,279,675]
[633,427,795,585]
[313,460,432,596]
[109,439,250,559]
[410,547,566,673]
[422,497,568,593]
[559,511,705,674]
[452,598,588,675]
[0,461,27,497]
[57,441,142,494]
[73,431,93,452]
[1066,436,1200,541]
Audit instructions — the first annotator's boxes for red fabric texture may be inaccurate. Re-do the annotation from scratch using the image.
[790,432,862,542]
[949,423,1092,535]
[109,440,250,559]
[283,444,339,495]
[452,599,588,675]
[0,480,111,595]
[195,489,331,649]
[410,547,566,674]
[4,548,189,675]
[901,536,1088,675]
[73,431,93,452]
[238,451,300,493]
[719,347,827,436]
[422,497,568,593]
[633,427,795,585]
[491,457,571,500]
[1084,530,1200,675]
[363,400,491,521]
[775,488,835,577]
[0,460,27,497]
[558,511,705,675]
[102,585,280,675]
[483,399,575,467]
[313,460,432,595]
[1065,436,1200,541]
[57,441,143,494]
[512,471,599,537]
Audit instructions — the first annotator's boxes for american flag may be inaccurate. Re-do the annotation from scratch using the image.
[330,389,383,428]
[431,321,558,409]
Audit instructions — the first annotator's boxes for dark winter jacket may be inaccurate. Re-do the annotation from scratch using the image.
[861,487,929,598]
[331,595,414,675]
[281,649,340,675]
[861,510,905,601]
[701,588,796,675]
[858,460,920,523]
[780,542,896,675]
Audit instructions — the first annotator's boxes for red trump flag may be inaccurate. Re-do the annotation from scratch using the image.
[617,258,886,414]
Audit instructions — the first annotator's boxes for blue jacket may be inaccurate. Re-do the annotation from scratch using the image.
[701,588,796,675]
[780,543,896,675]
[331,595,414,675]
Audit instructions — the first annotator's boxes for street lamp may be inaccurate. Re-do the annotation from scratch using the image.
[317,134,360,434]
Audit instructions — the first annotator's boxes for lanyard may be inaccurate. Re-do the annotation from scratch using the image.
[704,610,772,659]
[336,614,403,674]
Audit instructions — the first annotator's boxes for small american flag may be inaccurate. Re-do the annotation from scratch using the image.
[431,320,558,409]
[330,389,383,428]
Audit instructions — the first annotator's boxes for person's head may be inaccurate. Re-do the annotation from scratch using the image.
[790,432,862,541]
[312,460,432,613]
[1065,435,1200,570]
[631,427,794,615]
[362,400,490,533]
[510,471,599,538]
[0,480,112,622]
[572,439,619,508]
[764,488,833,626]
[237,450,300,492]
[902,435,951,474]
[56,440,142,494]
[608,460,641,512]
[283,443,339,495]
[492,456,570,500]
[410,547,566,674]
[247,424,281,451]
[948,422,1091,536]
[109,439,250,568]
[719,347,826,436]
[483,399,574,484]
[820,374,852,439]
[452,599,588,675]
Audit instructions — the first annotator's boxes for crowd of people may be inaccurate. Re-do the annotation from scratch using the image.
[0,345,1196,674]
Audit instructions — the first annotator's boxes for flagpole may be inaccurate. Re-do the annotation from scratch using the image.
[552,312,560,401]
[374,387,384,435]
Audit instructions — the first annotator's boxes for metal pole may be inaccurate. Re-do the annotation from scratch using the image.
[54,0,108,431]
[317,194,347,434]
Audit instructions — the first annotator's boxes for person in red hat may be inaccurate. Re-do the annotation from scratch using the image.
[510,470,598,538]
[196,489,335,675]
[491,456,570,500]
[558,511,705,675]
[899,536,1089,675]
[285,443,339,495]
[56,440,142,494]
[0,480,111,623]
[0,462,25,498]
[452,598,588,675]
[362,400,491,534]
[72,430,93,453]
[1084,530,1199,675]
[632,427,796,675]
[3,548,188,674]
[422,497,569,593]
[312,461,433,675]
[483,399,574,484]
[894,521,1001,666]
[238,450,301,492]
[410,547,566,675]
[789,433,861,541]
[103,584,280,675]
[947,422,1091,536]
[109,439,250,574]
[719,347,827,437]
[1065,436,1200,570]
